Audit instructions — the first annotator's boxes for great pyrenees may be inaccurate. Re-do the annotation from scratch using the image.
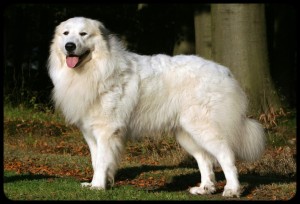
[48,17,265,197]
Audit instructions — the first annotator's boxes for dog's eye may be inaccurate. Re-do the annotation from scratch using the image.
[80,32,87,36]
[63,31,69,35]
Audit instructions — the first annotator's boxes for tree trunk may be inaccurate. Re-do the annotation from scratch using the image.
[194,7,212,59]
[211,4,281,115]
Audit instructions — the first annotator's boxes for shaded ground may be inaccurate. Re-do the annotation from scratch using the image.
[3,110,297,200]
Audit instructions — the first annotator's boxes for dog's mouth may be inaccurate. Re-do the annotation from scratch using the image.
[66,50,90,68]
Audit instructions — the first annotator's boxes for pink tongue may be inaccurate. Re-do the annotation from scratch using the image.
[66,56,79,68]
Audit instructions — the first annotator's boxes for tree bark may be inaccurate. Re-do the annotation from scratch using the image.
[211,4,281,115]
[194,7,212,59]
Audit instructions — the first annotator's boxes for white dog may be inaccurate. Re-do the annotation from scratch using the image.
[48,17,265,197]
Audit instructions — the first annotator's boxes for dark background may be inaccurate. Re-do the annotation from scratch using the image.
[3,4,297,109]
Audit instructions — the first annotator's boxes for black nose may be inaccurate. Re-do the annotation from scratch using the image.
[65,42,76,52]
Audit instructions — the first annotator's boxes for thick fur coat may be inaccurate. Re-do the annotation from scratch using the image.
[48,17,265,197]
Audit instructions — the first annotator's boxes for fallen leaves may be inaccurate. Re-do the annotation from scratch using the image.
[249,183,296,200]
[4,119,73,138]
[116,177,167,189]
[3,114,297,200]
[258,107,287,129]
[4,158,93,182]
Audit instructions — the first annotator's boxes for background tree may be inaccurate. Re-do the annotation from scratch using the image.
[3,4,296,113]
[194,5,212,60]
[211,4,281,115]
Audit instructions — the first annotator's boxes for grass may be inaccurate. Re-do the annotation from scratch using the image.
[4,104,63,123]
[4,171,212,200]
[3,104,297,200]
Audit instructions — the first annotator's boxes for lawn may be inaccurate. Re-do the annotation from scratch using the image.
[3,105,296,200]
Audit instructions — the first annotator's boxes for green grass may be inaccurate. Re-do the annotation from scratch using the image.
[4,171,210,200]
[3,105,296,200]
[4,104,63,123]
[265,111,296,147]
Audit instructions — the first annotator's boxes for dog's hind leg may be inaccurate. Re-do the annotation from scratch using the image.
[176,129,216,195]
[180,109,241,197]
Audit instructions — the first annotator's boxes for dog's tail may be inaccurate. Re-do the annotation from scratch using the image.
[214,78,265,161]
[234,118,265,161]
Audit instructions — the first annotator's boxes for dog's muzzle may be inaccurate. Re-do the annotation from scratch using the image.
[65,42,90,68]
[65,42,76,53]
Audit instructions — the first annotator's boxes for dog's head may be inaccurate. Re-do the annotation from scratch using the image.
[52,17,110,68]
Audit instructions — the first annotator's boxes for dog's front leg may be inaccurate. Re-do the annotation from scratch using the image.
[88,125,125,189]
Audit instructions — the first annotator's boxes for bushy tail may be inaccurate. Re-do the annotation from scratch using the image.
[236,118,265,161]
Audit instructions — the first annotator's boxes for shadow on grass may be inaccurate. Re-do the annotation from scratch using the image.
[115,164,295,197]
[156,170,295,197]
[115,164,225,192]
[4,173,58,184]
[115,156,199,181]
[239,173,295,197]
[152,170,225,193]
[116,165,180,180]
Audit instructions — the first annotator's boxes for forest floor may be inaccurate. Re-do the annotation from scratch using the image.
[3,105,297,200]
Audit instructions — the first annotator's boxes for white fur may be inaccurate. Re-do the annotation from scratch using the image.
[48,17,265,197]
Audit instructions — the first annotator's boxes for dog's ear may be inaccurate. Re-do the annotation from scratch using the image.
[98,23,111,49]
[99,24,110,38]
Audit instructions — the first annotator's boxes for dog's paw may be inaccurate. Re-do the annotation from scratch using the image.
[89,185,105,190]
[189,183,216,195]
[222,186,241,198]
[81,182,106,190]
[81,182,92,188]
